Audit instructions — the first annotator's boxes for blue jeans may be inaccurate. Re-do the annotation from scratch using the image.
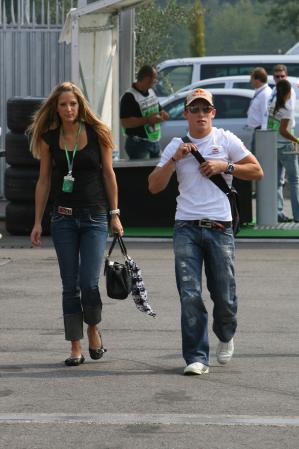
[125,136,160,160]
[173,221,237,366]
[277,143,299,221]
[51,211,108,341]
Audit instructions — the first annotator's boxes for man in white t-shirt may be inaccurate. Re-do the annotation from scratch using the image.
[148,88,263,376]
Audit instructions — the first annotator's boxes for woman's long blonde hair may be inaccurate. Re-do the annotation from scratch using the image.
[27,81,114,158]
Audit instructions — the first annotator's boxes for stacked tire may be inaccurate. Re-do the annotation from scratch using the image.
[5,97,51,235]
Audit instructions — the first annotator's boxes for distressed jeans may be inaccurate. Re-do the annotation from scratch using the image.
[277,143,299,221]
[173,221,237,366]
[51,211,108,341]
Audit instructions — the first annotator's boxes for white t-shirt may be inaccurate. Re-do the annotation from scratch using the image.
[269,86,296,112]
[265,86,296,131]
[157,128,250,221]
[268,98,294,144]
[247,84,272,129]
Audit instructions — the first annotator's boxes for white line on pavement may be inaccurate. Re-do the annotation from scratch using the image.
[0,413,299,427]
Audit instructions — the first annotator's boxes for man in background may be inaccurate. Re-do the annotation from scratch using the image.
[247,67,272,151]
[120,65,168,160]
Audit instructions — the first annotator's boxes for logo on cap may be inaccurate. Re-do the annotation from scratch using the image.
[185,88,214,107]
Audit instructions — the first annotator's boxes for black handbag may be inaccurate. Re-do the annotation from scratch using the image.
[104,235,133,300]
[182,136,240,236]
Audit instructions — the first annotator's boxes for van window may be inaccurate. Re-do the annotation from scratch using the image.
[213,94,251,119]
[233,81,252,89]
[154,65,193,97]
[201,63,299,80]
[163,93,252,120]
[200,82,225,89]
[163,98,185,120]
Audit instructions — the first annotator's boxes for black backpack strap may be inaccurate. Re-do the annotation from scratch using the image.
[182,135,205,163]
[182,135,232,196]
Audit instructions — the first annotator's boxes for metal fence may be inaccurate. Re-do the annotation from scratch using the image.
[0,0,78,196]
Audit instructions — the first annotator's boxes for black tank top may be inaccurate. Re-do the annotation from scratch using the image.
[42,123,108,211]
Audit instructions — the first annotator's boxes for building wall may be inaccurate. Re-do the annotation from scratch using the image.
[0,0,75,196]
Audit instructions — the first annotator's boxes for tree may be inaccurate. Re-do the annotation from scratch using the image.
[204,0,295,55]
[189,0,205,57]
[259,0,299,40]
[135,0,191,69]
[4,1,75,23]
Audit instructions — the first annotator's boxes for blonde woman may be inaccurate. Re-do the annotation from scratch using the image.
[29,82,123,366]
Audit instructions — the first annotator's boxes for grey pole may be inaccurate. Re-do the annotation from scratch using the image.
[119,9,135,159]
[255,129,277,225]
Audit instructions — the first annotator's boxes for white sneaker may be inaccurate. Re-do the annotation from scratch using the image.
[184,362,209,375]
[216,338,234,365]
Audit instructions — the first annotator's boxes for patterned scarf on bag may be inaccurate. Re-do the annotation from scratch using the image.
[127,256,156,317]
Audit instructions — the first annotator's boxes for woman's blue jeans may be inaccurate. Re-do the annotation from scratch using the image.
[173,221,237,366]
[277,143,299,221]
[51,211,108,341]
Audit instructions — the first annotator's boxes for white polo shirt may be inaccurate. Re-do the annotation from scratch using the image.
[157,128,250,221]
[247,84,273,129]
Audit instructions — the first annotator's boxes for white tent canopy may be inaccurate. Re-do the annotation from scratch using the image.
[59,0,148,156]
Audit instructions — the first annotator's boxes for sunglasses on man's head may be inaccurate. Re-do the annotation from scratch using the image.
[187,104,214,114]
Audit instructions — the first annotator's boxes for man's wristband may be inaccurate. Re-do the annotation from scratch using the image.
[296,138,299,144]
[109,209,120,216]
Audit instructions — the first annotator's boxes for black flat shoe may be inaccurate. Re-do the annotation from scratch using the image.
[64,354,85,366]
[89,346,107,360]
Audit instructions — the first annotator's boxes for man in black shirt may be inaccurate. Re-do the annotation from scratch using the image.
[120,65,168,159]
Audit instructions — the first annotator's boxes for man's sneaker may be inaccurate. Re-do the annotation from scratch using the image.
[184,362,209,375]
[216,338,234,365]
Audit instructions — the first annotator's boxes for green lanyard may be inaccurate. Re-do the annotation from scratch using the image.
[61,122,82,175]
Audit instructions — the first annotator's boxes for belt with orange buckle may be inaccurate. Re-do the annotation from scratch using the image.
[55,205,103,217]
[57,206,72,215]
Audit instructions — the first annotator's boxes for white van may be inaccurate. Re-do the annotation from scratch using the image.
[175,75,299,100]
[155,55,299,100]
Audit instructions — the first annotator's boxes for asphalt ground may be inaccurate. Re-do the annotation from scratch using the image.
[0,223,298,449]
